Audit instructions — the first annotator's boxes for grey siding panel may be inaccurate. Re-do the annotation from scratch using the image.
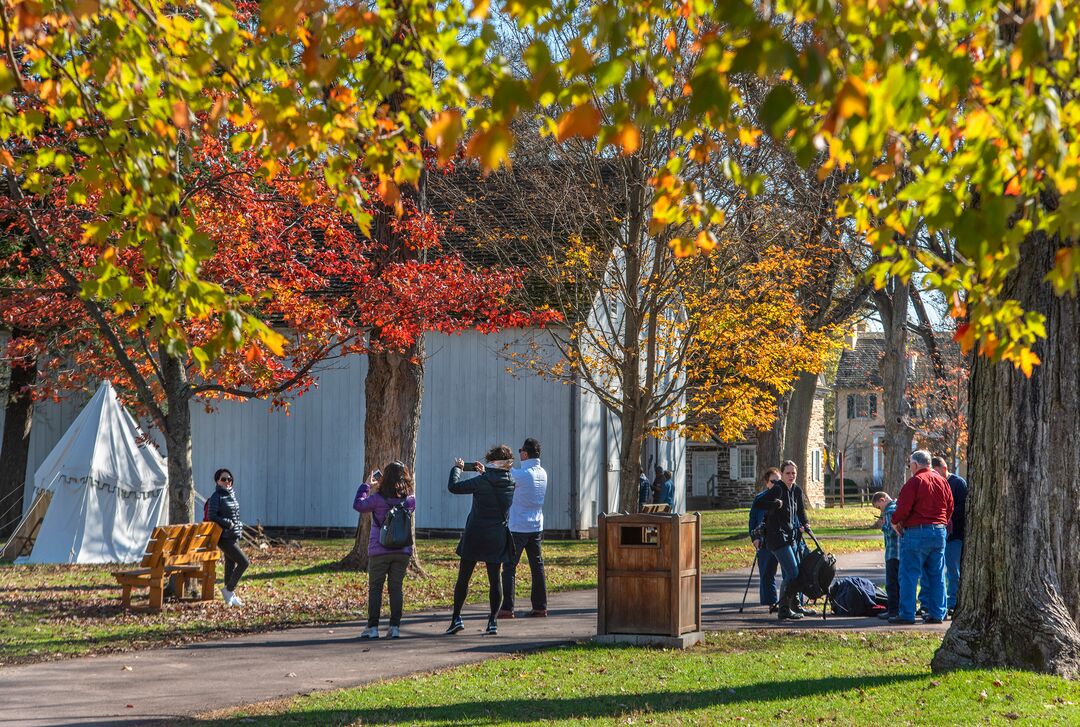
[12,329,652,531]
[576,386,604,528]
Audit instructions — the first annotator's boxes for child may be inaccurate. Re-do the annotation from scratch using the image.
[871,491,899,620]
[353,462,416,639]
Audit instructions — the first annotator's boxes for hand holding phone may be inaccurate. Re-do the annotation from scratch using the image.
[463,462,479,472]
[369,469,382,485]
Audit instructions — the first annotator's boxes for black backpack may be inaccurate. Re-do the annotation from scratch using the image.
[379,502,414,549]
[797,545,837,599]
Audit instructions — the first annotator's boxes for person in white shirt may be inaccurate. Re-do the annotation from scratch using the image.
[498,438,549,618]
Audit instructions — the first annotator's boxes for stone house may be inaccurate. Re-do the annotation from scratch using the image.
[834,326,965,499]
[684,373,829,511]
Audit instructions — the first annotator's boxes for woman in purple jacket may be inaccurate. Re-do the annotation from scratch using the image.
[353,461,416,639]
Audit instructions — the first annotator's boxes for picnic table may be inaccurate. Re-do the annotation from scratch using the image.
[112,522,222,612]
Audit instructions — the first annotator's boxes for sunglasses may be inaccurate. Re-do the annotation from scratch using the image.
[218,476,233,482]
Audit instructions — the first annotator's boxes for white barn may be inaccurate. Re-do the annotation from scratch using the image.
[1,329,686,537]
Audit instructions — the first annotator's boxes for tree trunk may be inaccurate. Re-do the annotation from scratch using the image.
[876,281,914,495]
[783,371,818,488]
[0,344,36,537]
[933,232,1080,677]
[618,400,648,513]
[161,350,195,523]
[757,394,789,479]
[341,338,426,571]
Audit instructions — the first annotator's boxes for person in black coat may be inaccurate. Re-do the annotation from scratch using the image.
[206,468,249,607]
[445,444,517,636]
[751,460,808,621]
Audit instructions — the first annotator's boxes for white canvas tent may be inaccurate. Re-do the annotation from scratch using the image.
[11,381,168,564]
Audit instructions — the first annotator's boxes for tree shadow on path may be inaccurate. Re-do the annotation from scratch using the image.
[204,673,924,726]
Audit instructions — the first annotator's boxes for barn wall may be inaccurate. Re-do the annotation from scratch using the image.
[7,330,606,531]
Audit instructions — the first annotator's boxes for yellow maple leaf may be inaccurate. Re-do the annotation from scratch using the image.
[1017,348,1040,377]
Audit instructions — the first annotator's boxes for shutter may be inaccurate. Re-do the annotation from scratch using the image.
[729,447,740,480]
[870,394,878,417]
[846,394,855,419]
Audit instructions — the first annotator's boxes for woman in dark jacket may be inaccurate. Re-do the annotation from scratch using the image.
[445,444,516,636]
[751,460,805,621]
[206,468,248,607]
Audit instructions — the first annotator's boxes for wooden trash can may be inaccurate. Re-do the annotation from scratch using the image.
[596,512,702,648]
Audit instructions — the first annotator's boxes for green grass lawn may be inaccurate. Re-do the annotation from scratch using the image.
[202,632,1080,726]
[0,507,882,666]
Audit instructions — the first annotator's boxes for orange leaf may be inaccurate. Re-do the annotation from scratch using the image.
[556,104,601,142]
[614,122,640,155]
[377,177,400,208]
[833,77,868,125]
[694,229,716,252]
[465,124,513,172]
[470,0,489,19]
[171,101,191,131]
[425,110,463,165]
[952,323,975,353]
[1004,175,1021,196]
[870,164,895,182]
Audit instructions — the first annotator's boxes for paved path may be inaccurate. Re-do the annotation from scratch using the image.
[0,551,944,726]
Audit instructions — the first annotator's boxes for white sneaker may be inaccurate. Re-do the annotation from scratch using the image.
[221,587,233,604]
[229,592,243,607]
[388,626,400,639]
[359,626,379,639]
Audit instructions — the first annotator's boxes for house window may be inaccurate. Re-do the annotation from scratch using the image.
[852,446,866,470]
[846,393,878,419]
[812,450,822,482]
[739,447,756,481]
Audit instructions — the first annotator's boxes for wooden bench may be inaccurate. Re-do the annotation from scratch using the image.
[112,522,222,612]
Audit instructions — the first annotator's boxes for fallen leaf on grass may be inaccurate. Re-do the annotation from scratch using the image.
[121,665,132,671]
[992,679,1003,687]
[1002,713,1020,721]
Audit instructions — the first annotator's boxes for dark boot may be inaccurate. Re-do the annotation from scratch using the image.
[778,586,803,621]
[777,586,801,621]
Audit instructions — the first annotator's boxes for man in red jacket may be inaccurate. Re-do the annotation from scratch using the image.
[890,449,954,625]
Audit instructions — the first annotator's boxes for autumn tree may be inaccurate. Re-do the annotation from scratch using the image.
[6,0,1079,674]
[1,130,535,523]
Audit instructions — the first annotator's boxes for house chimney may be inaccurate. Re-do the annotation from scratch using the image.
[844,321,869,349]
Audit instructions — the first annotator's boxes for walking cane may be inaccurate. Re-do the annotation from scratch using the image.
[739,543,760,613]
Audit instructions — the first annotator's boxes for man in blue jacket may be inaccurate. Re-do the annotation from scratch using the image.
[933,456,968,617]
[749,467,781,610]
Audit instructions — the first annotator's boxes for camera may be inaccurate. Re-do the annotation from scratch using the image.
[463,462,479,472]
[750,524,766,541]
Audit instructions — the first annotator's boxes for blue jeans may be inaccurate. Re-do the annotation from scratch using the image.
[945,539,963,610]
[884,558,900,616]
[899,525,947,621]
[757,547,779,605]
[771,544,799,599]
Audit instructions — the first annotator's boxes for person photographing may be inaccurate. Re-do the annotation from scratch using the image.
[751,460,808,620]
[353,461,416,639]
[445,445,516,635]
